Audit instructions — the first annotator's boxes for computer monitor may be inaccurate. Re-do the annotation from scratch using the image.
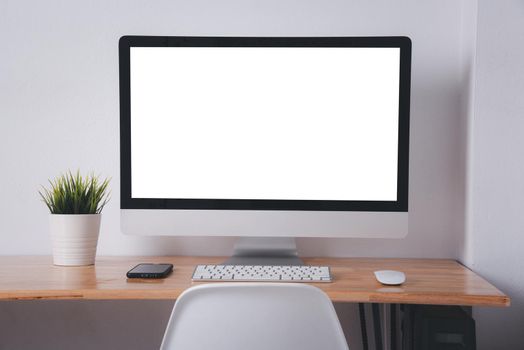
[119,36,411,263]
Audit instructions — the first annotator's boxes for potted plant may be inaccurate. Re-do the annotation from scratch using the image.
[39,171,110,266]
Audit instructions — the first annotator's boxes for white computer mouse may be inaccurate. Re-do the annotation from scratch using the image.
[374,270,406,285]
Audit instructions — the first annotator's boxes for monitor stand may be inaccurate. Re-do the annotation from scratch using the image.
[223,237,304,265]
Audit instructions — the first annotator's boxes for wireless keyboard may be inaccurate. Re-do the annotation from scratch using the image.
[192,264,332,282]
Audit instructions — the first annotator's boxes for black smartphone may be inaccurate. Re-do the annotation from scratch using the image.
[126,263,174,279]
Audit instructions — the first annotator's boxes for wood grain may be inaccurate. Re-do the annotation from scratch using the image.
[0,256,510,306]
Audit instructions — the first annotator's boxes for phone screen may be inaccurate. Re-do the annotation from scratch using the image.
[129,264,172,274]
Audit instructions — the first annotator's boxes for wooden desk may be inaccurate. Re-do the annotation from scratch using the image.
[0,256,509,307]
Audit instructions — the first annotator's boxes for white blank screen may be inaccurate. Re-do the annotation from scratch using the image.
[130,47,400,201]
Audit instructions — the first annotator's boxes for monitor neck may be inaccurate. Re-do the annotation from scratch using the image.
[223,237,303,266]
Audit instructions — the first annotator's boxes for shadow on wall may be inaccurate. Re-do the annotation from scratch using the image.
[0,300,173,350]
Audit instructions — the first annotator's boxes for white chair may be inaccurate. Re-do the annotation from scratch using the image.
[160,283,349,350]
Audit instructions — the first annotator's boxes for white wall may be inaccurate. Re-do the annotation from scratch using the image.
[0,0,480,349]
[467,0,524,348]
[0,0,472,259]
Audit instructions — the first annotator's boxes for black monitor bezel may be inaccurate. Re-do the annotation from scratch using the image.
[119,36,411,212]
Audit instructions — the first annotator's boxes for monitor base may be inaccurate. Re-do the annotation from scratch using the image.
[223,237,304,266]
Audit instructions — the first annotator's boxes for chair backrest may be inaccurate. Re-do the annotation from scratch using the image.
[160,283,349,350]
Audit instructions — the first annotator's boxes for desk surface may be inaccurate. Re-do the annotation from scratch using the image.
[0,256,509,307]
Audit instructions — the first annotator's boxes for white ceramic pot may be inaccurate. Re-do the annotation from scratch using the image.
[49,214,101,266]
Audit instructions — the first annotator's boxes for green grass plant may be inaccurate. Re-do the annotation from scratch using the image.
[39,171,110,214]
